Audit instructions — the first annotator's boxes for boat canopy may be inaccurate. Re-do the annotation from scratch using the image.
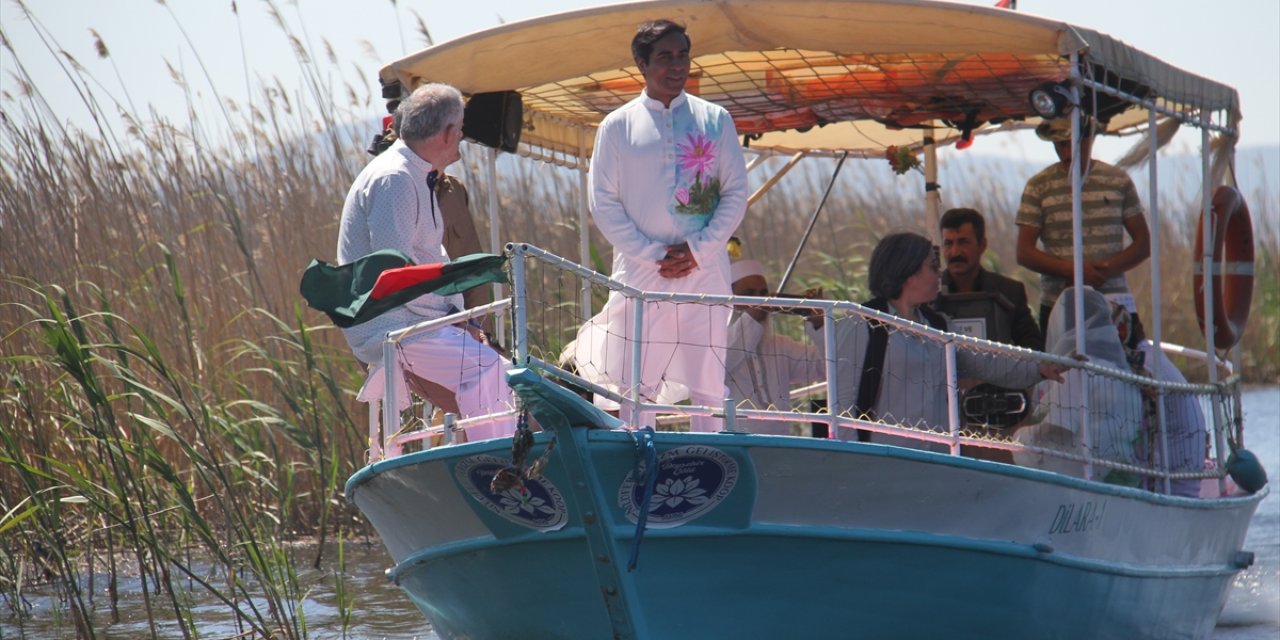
[378,0,1240,158]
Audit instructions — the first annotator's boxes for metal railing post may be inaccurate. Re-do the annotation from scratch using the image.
[823,307,838,438]
[630,296,645,430]
[945,341,961,456]
[367,401,380,464]
[1148,108,1172,494]
[511,245,530,365]
[378,339,396,462]
[444,412,457,446]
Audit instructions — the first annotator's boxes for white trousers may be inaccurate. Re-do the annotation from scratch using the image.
[398,326,516,441]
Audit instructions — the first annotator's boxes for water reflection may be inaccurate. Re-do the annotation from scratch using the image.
[1,542,434,640]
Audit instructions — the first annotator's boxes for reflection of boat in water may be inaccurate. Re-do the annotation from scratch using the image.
[337,1,1266,638]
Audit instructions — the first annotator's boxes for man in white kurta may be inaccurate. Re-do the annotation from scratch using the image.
[574,20,748,431]
[725,260,823,435]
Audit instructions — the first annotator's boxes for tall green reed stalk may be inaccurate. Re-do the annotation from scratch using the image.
[2,272,367,636]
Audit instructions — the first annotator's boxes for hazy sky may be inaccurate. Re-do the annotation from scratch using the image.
[4,0,1278,161]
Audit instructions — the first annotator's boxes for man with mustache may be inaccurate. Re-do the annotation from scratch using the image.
[939,207,1044,351]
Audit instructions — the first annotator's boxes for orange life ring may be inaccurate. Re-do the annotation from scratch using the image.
[1192,185,1255,350]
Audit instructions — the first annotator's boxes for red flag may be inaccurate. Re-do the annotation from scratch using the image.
[370,263,449,300]
[994,0,1015,8]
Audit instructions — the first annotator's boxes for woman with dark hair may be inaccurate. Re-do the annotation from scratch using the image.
[824,232,1064,450]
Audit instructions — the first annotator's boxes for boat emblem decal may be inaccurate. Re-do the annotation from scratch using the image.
[618,445,739,528]
[454,455,568,532]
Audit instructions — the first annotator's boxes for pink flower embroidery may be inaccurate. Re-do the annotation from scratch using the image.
[675,187,690,205]
[676,132,715,177]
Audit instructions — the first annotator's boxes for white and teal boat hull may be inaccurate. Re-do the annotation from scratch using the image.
[345,370,1263,640]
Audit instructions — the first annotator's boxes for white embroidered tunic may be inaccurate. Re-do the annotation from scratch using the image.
[575,90,748,403]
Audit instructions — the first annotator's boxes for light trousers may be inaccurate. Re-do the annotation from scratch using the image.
[398,326,516,441]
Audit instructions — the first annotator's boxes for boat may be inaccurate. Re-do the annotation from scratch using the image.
[336,1,1268,638]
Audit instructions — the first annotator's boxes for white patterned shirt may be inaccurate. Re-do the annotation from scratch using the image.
[335,139,463,363]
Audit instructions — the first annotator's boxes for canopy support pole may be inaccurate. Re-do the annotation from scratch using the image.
[778,152,847,292]
[487,146,505,342]
[924,125,940,232]
[746,151,805,207]
[1201,119,1226,495]
[1148,108,1172,495]
[1068,54,1094,481]
[578,128,592,323]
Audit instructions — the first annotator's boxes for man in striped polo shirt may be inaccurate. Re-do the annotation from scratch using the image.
[1015,114,1151,336]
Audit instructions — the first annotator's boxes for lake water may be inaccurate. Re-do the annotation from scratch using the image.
[5,388,1277,639]
[1213,386,1280,640]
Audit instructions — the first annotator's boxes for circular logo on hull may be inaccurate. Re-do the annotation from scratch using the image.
[455,455,568,532]
[619,445,739,529]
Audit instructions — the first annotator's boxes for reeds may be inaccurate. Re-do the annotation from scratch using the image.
[1,2,1276,636]
[1,2,379,635]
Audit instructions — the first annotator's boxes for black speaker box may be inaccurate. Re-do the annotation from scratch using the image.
[463,91,523,153]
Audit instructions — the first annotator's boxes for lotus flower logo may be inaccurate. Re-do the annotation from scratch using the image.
[650,476,710,511]
[456,455,568,532]
[618,446,740,529]
[499,487,560,517]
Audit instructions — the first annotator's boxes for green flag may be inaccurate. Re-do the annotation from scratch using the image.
[300,250,507,328]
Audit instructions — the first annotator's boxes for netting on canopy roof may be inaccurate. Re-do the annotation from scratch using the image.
[517,49,1071,150]
[382,0,1241,161]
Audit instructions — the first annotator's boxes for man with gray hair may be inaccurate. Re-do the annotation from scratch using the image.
[336,83,514,441]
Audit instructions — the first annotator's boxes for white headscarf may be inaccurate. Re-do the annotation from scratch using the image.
[1044,287,1128,368]
[1016,286,1142,480]
[730,259,765,284]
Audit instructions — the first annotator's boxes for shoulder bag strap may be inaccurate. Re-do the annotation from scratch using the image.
[853,299,891,438]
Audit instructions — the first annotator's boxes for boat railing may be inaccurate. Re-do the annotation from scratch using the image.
[1157,342,1235,377]
[505,243,1237,496]
[370,298,519,460]
[365,244,1237,496]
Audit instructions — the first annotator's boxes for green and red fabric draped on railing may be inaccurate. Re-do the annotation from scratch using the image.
[299,250,507,327]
